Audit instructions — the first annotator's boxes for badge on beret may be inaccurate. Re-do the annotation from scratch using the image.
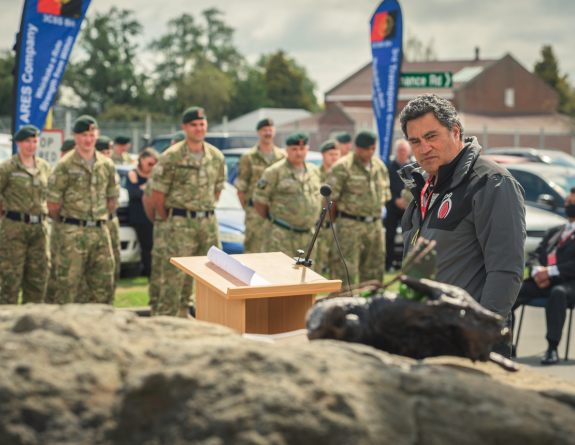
[198,109,203,118]
[257,179,268,189]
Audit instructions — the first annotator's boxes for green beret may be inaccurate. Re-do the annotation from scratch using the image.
[286,132,308,147]
[182,107,206,123]
[73,115,98,134]
[61,136,76,152]
[95,136,113,152]
[114,133,131,144]
[320,140,337,153]
[256,118,274,130]
[336,132,351,143]
[171,130,186,143]
[14,125,40,142]
[355,130,377,148]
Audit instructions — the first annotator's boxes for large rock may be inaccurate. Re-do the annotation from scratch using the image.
[0,304,574,445]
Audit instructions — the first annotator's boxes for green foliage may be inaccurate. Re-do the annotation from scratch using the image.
[0,50,14,115]
[534,45,575,117]
[62,7,149,114]
[228,66,271,119]
[97,104,171,122]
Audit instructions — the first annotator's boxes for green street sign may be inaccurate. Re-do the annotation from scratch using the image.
[400,72,453,88]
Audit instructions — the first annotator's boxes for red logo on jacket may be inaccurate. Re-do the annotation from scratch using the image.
[438,193,452,219]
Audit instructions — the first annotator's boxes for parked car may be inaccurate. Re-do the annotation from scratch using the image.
[482,154,535,164]
[0,133,12,163]
[146,133,259,155]
[503,163,575,216]
[115,165,246,256]
[484,147,575,168]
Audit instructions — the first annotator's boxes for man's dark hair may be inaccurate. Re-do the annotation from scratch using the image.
[570,187,575,194]
[399,93,464,141]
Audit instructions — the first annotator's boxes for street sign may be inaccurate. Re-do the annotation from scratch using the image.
[37,129,63,167]
[400,72,452,88]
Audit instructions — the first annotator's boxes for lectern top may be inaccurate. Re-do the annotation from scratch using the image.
[170,252,342,300]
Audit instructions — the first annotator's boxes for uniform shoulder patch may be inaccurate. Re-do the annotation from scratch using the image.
[257,179,268,190]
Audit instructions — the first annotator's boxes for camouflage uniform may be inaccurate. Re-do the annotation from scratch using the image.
[327,152,391,284]
[234,145,285,253]
[313,164,335,275]
[111,151,133,165]
[107,213,121,294]
[150,141,226,316]
[253,159,321,259]
[47,149,119,304]
[0,154,51,304]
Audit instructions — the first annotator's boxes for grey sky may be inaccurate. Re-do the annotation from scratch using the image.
[1,0,574,99]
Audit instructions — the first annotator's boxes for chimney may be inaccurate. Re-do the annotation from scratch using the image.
[475,47,480,61]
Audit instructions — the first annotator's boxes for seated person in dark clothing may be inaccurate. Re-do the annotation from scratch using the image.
[513,187,575,365]
[126,148,158,277]
[384,139,412,271]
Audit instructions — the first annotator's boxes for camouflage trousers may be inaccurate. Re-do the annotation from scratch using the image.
[108,216,121,296]
[243,205,266,253]
[330,217,385,286]
[149,220,193,314]
[262,220,315,263]
[313,222,335,276]
[156,215,220,316]
[0,218,49,304]
[47,223,115,305]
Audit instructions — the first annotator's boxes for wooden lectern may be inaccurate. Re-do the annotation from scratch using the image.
[170,252,342,334]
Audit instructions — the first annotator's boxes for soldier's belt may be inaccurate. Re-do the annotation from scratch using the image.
[109,211,118,220]
[62,218,106,228]
[269,214,312,233]
[169,208,215,219]
[5,211,46,224]
[339,211,381,223]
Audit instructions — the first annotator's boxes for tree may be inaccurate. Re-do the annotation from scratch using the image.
[228,66,271,119]
[534,45,575,117]
[403,33,437,63]
[261,51,318,111]
[0,50,15,116]
[61,7,149,114]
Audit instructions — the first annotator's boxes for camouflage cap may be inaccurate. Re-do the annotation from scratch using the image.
[336,132,352,143]
[256,118,274,130]
[95,136,113,152]
[73,115,98,134]
[61,136,76,152]
[355,130,377,148]
[182,106,206,123]
[171,130,186,143]
[286,132,308,147]
[14,125,40,142]
[114,133,131,144]
[320,140,337,153]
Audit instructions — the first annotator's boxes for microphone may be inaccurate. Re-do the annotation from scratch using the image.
[320,184,332,209]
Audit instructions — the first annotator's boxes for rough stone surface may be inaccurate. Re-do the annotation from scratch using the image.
[1,304,575,445]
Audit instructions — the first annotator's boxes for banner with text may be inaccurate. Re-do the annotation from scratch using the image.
[12,0,90,141]
[370,0,403,164]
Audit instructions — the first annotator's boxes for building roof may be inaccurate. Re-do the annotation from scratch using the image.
[325,59,497,102]
[211,108,313,132]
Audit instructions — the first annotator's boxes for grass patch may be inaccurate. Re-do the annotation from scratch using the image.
[114,277,149,308]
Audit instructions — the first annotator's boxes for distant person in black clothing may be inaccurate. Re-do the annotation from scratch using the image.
[126,148,158,277]
[513,188,575,365]
[385,139,412,271]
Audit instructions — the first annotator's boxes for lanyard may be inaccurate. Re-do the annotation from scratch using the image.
[558,225,575,247]
[420,176,435,221]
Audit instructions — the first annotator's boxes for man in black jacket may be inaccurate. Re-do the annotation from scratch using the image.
[514,189,575,365]
[385,139,412,271]
[398,94,526,357]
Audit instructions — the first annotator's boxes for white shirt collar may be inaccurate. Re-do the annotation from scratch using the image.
[564,220,575,233]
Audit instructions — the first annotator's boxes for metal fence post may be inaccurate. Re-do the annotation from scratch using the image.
[145,114,151,139]
[572,134,575,157]
[482,126,488,150]
[539,128,545,149]
[133,128,139,153]
[65,111,72,137]
[514,130,520,147]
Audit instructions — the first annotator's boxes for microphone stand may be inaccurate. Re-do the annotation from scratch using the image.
[294,203,330,267]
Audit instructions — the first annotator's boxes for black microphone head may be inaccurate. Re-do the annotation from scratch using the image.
[320,184,332,197]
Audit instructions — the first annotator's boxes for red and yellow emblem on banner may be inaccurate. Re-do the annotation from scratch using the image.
[371,10,398,42]
[37,0,82,18]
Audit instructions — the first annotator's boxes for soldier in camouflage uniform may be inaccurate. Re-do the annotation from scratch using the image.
[150,107,225,316]
[313,140,341,275]
[97,136,121,298]
[46,116,120,304]
[336,132,353,157]
[234,118,285,253]
[0,125,51,304]
[327,130,391,285]
[111,134,134,165]
[253,132,321,259]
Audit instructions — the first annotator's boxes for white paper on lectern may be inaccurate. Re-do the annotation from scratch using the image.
[207,246,271,286]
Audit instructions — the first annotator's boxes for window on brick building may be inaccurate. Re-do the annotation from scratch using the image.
[504,88,515,108]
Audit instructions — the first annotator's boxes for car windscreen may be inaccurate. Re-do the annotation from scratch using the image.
[548,175,575,196]
[224,154,241,181]
[540,152,575,168]
[151,138,171,153]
